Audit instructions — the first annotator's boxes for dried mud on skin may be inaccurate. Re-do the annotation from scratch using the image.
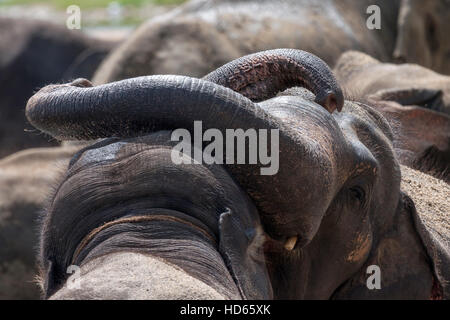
[401,165,449,246]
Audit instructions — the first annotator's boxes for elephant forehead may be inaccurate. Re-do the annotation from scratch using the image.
[260,95,343,136]
[339,101,394,144]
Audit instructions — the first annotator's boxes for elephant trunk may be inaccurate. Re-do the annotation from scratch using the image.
[203,49,344,113]
[26,75,266,141]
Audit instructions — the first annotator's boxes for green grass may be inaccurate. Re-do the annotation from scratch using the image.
[0,0,186,9]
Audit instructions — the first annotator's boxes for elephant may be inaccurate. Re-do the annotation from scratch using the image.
[0,142,88,299]
[25,49,449,299]
[334,51,450,182]
[92,0,397,83]
[393,0,450,75]
[0,17,120,158]
[92,0,450,86]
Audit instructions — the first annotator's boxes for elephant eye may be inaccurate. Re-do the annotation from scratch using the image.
[349,186,365,205]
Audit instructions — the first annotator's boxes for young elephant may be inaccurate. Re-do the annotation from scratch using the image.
[26,50,449,299]
[334,51,450,182]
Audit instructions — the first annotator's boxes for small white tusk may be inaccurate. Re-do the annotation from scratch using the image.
[284,236,298,251]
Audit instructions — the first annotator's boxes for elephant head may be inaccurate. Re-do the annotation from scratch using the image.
[334,50,450,182]
[202,50,449,299]
[26,49,449,299]
[205,50,450,299]
[28,49,342,299]
[36,131,273,299]
[394,0,450,74]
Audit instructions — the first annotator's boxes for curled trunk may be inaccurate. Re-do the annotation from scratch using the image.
[203,49,344,112]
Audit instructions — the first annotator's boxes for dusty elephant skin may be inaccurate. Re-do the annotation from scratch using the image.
[0,17,119,158]
[0,143,87,299]
[26,49,449,300]
[92,0,400,84]
[334,51,450,182]
[93,0,450,86]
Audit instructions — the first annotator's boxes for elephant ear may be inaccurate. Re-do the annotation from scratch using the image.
[367,93,450,181]
[218,208,272,300]
[401,166,450,299]
[369,87,446,113]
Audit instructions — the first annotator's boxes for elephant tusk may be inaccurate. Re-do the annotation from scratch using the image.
[284,236,298,251]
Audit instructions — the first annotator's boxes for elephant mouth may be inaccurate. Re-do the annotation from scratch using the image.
[264,233,306,253]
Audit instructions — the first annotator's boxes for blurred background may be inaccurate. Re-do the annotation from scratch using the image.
[0,0,186,37]
[0,0,449,300]
[0,0,186,25]
[0,0,188,156]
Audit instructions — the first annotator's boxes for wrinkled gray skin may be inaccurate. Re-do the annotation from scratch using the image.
[39,133,270,299]
[334,51,450,182]
[26,50,449,299]
[93,0,401,84]
[0,142,87,299]
[0,17,119,158]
